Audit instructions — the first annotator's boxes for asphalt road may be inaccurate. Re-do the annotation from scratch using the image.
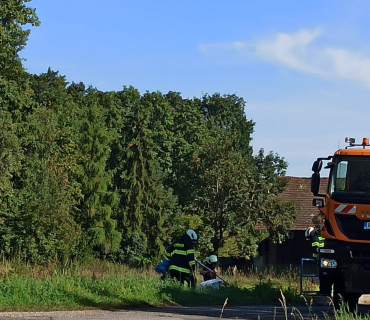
[1,304,370,320]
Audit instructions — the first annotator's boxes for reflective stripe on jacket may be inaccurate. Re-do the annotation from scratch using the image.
[165,234,195,274]
[312,236,325,259]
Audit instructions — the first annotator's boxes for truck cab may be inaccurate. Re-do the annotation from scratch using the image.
[311,137,370,310]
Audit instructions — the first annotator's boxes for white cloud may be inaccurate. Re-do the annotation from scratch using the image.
[325,48,370,88]
[255,28,323,74]
[199,28,370,89]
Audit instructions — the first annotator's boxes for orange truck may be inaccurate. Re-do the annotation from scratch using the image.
[311,137,370,310]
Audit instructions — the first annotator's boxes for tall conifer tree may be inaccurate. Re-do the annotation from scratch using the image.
[76,88,121,254]
[108,88,179,260]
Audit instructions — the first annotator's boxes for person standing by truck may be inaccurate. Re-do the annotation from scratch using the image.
[305,227,333,296]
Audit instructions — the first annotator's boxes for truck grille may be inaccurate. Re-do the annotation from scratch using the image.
[335,215,370,241]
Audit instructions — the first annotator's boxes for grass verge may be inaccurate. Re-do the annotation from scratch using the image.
[0,258,367,320]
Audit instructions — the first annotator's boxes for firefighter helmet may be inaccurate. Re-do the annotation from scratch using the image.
[186,229,198,243]
[305,227,315,240]
[207,255,218,264]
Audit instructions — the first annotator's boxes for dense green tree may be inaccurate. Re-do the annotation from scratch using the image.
[251,149,297,243]
[76,88,121,255]
[138,91,181,254]
[0,111,23,254]
[15,106,82,262]
[108,88,179,261]
[0,0,39,118]
[199,93,254,155]
[185,129,254,256]
[0,0,39,73]
[103,87,142,261]
[178,93,296,257]
[165,92,208,210]
[0,0,39,251]
[12,69,84,263]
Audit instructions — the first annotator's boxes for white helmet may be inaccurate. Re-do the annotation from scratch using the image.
[207,255,218,264]
[186,229,198,243]
[305,227,315,240]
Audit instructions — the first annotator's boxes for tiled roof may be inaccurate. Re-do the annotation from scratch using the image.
[256,176,329,231]
[280,176,328,230]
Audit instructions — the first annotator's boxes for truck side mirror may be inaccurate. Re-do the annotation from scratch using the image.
[312,160,322,173]
[311,172,320,195]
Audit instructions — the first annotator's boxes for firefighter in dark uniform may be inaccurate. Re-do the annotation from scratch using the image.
[166,229,197,287]
[305,227,332,295]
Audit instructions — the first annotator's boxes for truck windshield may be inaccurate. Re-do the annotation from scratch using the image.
[329,155,370,204]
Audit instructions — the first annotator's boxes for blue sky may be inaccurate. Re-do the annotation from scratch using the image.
[21,0,370,177]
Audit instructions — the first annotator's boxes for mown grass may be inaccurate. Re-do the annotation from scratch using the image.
[0,258,367,320]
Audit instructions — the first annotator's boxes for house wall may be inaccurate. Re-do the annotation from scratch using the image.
[257,230,313,268]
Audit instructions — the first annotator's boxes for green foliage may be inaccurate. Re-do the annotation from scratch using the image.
[0,0,39,118]
[75,88,121,254]
[0,0,298,264]
[113,88,180,260]
[0,111,23,253]
[175,94,296,257]
[5,69,83,263]
[253,149,297,243]
[0,0,40,69]
[16,104,82,262]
